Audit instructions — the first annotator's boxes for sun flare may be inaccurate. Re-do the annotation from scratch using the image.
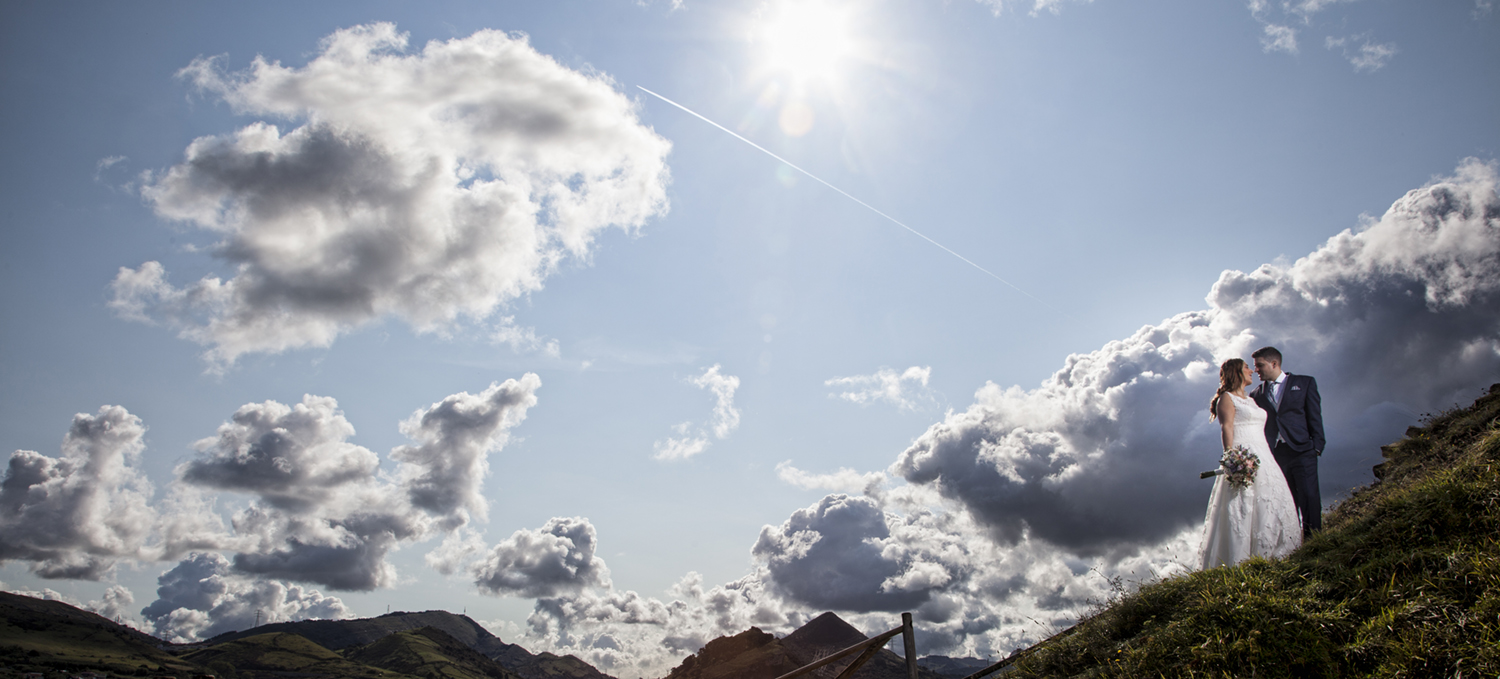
[754,0,857,84]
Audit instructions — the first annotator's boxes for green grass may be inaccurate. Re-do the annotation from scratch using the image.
[343,627,519,679]
[1005,384,1500,679]
[0,593,199,676]
[182,631,413,679]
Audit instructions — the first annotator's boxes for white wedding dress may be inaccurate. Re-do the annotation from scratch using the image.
[1197,392,1301,569]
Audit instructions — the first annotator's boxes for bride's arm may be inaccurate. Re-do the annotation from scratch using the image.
[1217,396,1236,450]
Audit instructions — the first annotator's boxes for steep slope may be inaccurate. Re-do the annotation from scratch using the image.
[664,612,946,679]
[184,631,411,679]
[0,591,198,675]
[1003,383,1500,678]
[345,626,524,679]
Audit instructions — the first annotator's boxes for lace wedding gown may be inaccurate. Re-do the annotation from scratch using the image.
[1197,392,1301,569]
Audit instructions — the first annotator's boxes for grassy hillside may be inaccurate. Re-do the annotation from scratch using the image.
[0,592,198,676]
[206,610,612,679]
[183,631,411,679]
[1003,383,1500,678]
[345,627,523,679]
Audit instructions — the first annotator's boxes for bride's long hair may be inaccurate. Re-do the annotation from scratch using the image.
[1209,358,1250,420]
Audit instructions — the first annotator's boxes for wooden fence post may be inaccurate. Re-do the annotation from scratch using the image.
[902,612,918,679]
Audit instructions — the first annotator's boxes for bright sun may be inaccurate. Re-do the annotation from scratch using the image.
[755,0,857,84]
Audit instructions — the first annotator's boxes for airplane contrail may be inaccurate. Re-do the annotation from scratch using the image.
[637,85,1063,315]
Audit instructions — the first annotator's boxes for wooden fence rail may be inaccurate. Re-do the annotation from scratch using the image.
[772,612,919,679]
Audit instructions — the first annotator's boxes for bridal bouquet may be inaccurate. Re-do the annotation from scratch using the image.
[1218,444,1259,488]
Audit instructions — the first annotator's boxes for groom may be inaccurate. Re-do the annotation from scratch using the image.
[1251,346,1325,537]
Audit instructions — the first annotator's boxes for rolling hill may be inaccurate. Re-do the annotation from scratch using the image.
[345,626,523,679]
[183,630,409,679]
[0,591,198,676]
[206,610,612,679]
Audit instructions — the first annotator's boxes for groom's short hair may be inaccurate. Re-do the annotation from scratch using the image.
[1252,346,1283,365]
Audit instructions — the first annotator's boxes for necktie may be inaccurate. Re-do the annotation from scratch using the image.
[1272,379,1282,407]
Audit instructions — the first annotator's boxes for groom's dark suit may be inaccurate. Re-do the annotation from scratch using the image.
[1252,373,1325,536]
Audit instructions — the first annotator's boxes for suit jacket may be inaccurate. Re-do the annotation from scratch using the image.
[1252,373,1325,455]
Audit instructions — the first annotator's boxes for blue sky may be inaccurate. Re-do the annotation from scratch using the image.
[2,1,1498,676]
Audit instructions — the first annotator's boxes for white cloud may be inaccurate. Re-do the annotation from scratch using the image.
[1326,35,1398,72]
[471,517,611,598]
[0,406,156,580]
[653,365,741,460]
[652,424,710,461]
[1261,23,1299,54]
[4,377,540,592]
[692,364,742,438]
[88,585,141,627]
[1245,0,1407,70]
[176,376,540,591]
[775,461,886,496]
[392,374,542,531]
[179,395,381,512]
[140,552,350,643]
[825,365,933,410]
[472,519,798,678]
[110,23,671,368]
[491,317,562,358]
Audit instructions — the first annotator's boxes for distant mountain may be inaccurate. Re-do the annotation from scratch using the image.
[0,591,198,676]
[207,609,613,679]
[345,626,524,679]
[2,596,608,679]
[915,655,996,678]
[664,612,947,679]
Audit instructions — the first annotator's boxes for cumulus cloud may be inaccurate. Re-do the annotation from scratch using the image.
[892,158,1500,558]
[177,375,540,590]
[753,494,934,612]
[0,406,156,580]
[472,517,610,598]
[110,23,670,367]
[825,366,934,410]
[474,518,798,677]
[392,375,542,530]
[141,552,350,643]
[181,396,380,512]
[88,585,141,627]
[653,365,741,460]
[2,376,538,591]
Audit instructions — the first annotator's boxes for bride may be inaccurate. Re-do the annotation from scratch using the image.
[1198,358,1301,569]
